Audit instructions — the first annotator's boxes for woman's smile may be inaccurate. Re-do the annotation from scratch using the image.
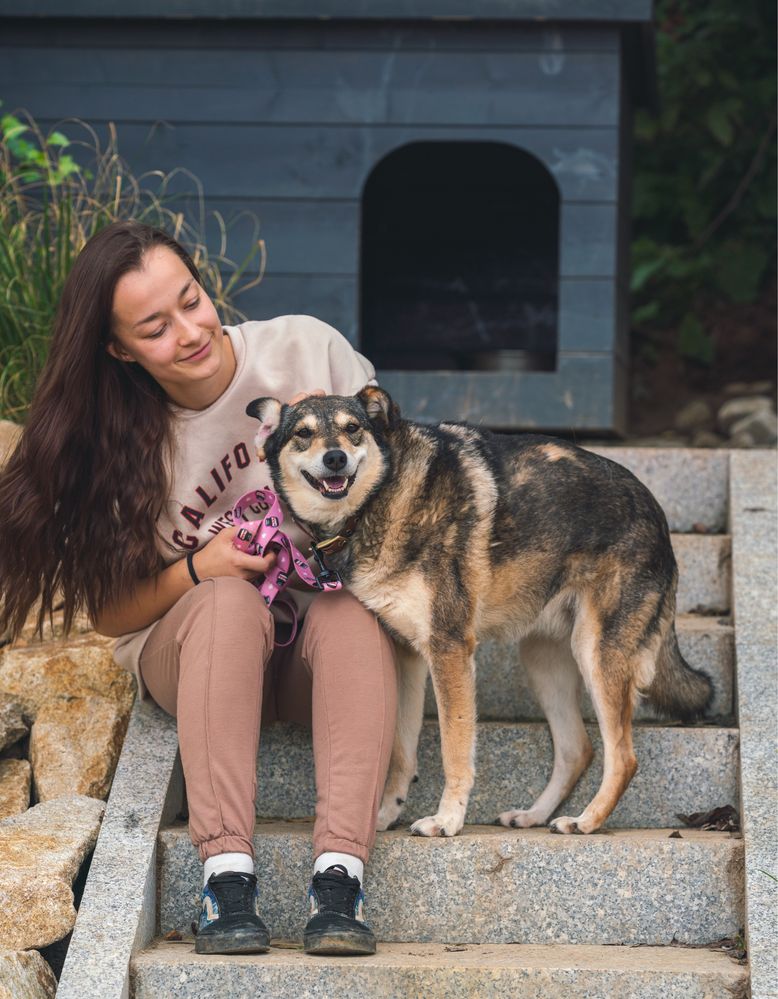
[181,339,213,363]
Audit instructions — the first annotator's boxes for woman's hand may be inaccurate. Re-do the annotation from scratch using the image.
[191,526,277,582]
[289,388,325,405]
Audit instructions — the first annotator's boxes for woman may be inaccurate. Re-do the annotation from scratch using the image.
[0,220,397,957]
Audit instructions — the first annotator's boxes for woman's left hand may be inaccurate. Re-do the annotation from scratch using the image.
[289,388,326,405]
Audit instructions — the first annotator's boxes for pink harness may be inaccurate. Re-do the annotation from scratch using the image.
[231,488,342,646]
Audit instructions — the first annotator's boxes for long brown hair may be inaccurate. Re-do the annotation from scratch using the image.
[0,220,202,638]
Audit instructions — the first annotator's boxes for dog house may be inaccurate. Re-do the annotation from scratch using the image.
[0,1,656,433]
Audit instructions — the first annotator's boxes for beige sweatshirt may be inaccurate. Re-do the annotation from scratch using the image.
[112,315,376,695]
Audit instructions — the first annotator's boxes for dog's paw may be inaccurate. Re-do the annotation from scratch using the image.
[409,813,463,838]
[548,814,600,835]
[498,808,545,829]
[376,794,405,831]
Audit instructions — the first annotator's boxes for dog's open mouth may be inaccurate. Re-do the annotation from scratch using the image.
[302,470,356,500]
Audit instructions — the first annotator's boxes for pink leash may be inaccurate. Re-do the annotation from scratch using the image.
[231,488,342,646]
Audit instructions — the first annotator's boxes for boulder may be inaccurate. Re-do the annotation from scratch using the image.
[0,761,30,820]
[0,949,57,999]
[0,420,21,471]
[717,395,773,434]
[690,429,724,448]
[728,409,778,446]
[722,379,774,397]
[0,635,135,724]
[0,696,27,753]
[0,795,104,951]
[674,399,713,433]
[29,695,126,802]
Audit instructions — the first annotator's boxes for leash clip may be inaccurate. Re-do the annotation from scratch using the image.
[309,544,343,590]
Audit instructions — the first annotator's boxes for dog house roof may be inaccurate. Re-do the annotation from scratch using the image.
[1,1,653,17]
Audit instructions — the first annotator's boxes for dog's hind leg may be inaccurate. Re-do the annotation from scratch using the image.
[549,598,639,835]
[409,640,477,838]
[376,644,428,831]
[498,634,593,829]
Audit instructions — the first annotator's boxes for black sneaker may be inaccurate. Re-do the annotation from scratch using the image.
[303,865,376,956]
[194,871,270,955]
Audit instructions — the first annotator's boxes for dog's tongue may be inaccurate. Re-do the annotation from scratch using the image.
[324,476,346,491]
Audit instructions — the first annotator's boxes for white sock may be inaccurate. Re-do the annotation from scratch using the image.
[203,852,254,887]
[314,851,364,884]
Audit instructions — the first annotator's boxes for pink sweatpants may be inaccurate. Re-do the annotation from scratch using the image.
[138,577,397,864]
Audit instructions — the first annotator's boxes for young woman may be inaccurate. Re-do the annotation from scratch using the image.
[0,220,397,957]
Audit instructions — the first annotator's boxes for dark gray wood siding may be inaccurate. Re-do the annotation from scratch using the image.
[0,18,638,432]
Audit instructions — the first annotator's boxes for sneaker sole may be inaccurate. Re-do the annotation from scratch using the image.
[303,930,376,956]
[195,929,270,955]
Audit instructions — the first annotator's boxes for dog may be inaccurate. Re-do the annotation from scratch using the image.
[246,386,713,838]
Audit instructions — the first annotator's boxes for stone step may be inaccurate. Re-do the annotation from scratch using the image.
[254,722,738,828]
[429,614,734,721]
[586,447,728,535]
[132,940,747,999]
[158,824,744,947]
[672,535,730,615]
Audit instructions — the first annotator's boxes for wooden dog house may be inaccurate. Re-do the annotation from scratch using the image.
[0,1,656,433]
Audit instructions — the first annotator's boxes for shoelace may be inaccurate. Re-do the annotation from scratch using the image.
[312,865,360,915]
[207,872,256,916]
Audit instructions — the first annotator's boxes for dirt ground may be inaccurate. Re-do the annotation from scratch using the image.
[628,283,777,439]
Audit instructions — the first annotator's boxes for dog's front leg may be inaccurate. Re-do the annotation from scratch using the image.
[410,641,476,838]
[376,644,428,831]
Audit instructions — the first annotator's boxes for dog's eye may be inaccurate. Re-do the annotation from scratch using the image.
[344,423,360,435]
[294,427,313,439]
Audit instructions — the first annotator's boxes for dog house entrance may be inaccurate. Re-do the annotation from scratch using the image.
[360,141,559,373]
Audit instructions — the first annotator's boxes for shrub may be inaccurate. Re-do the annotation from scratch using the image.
[0,109,265,421]
[631,0,776,365]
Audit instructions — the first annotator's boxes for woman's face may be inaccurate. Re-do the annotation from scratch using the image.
[108,245,234,409]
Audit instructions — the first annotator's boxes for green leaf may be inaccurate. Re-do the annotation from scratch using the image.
[46,131,70,148]
[714,241,769,303]
[677,314,714,365]
[632,300,662,326]
[631,257,665,292]
[706,105,735,145]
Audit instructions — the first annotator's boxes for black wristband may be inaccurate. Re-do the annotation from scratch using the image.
[185,551,201,586]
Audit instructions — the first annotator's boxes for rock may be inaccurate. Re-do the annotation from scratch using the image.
[0,795,104,950]
[0,760,31,820]
[728,409,778,446]
[717,395,773,434]
[0,695,27,753]
[0,420,22,471]
[0,949,57,999]
[29,695,126,802]
[722,379,775,397]
[729,430,757,448]
[0,635,135,724]
[691,430,724,448]
[674,399,713,433]
[8,602,94,647]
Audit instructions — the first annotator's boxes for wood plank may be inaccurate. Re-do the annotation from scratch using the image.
[560,203,618,278]
[0,21,621,53]
[16,119,619,203]
[376,356,620,431]
[0,1,654,23]
[0,49,620,127]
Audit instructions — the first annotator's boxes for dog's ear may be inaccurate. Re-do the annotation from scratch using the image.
[246,397,283,461]
[357,385,401,432]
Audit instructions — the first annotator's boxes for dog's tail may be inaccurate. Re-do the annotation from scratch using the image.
[644,625,714,721]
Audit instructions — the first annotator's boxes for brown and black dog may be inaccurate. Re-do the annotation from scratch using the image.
[246,386,713,838]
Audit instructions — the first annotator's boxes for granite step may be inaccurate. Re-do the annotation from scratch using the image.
[672,535,731,614]
[132,940,747,999]
[585,447,728,536]
[158,823,744,947]
[430,613,734,721]
[254,722,739,828]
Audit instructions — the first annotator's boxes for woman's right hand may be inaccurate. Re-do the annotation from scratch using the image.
[190,526,277,582]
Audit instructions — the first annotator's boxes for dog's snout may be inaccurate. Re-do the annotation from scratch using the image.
[323,449,348,472]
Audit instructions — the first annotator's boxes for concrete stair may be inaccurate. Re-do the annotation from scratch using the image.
[132,942,748,998]
[61,449,766,999]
